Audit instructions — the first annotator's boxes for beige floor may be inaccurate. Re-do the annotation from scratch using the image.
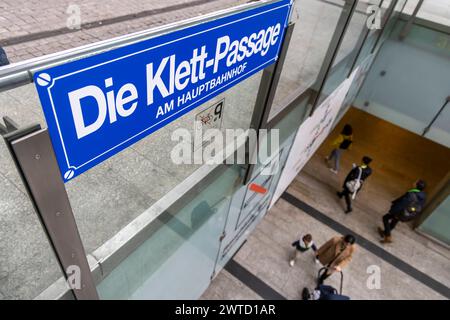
[201,153,450,300]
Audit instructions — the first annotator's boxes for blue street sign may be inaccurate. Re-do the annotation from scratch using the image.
[34,0,292,182]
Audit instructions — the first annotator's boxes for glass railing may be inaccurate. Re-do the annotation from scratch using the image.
[269,0,348,120]
[96,164,242,299]
[0,0,414,300]
[0,0,272,299]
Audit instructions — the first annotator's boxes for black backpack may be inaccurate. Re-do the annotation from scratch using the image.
[339,138,352,150]
[396,192,422,222]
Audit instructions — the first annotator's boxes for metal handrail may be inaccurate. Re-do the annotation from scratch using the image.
[0,0,280,92]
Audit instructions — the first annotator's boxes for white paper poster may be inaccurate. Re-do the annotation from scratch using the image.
[270,76,354,208]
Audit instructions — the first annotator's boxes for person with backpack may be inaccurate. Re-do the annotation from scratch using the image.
[325,124,353,174]
[378,180,426,244]
[337,156,372,214]
[315,234,356,285]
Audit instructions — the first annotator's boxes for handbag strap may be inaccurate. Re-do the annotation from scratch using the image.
[356,166,362,182]
[328,242,347,268]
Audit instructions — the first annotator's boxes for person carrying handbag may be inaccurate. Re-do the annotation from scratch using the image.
[316,235,356,285]
[337,156,373,213]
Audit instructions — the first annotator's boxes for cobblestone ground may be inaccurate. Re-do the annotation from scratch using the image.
[0,0,249,62]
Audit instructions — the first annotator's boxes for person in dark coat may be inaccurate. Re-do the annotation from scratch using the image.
[337,156,372,213]
[0,47,10,66]
[378,180,426,244]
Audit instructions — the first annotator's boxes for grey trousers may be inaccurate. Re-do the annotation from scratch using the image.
[328,148,342,171]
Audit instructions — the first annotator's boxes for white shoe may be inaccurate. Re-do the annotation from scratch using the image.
[289,260,295,267]
[329,168,338,174]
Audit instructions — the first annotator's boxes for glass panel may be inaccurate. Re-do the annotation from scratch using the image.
[424,99,450,148]
[275,95,310,146]
[0,56,262,300]
[380,0,393,12]
[269,0,347,120]
[0,86,67,299]
[317,0,378,106]
[354,28,378,65]
[402,0,420,15]
[375,0,407,50]
[253,92,310,179]
[419,195,450,245]
[215,96,308,272]
[354,23,450,141]
[353,0,395,60]
[97,164,242,299]
[63,70,262,258]
[332,1,380,67]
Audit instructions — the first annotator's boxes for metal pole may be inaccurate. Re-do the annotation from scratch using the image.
[243,22,295,184]
[308,0,358,115]
[422,97,450,136]
[349,0,399,109]
[3,127,99,300]
[370,0,399,54]
[399,0,424,40]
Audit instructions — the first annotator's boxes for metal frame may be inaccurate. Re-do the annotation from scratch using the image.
[370,0,399,54]
[243,22,295,184]
[347,0,386,77]
[266,88,313,129]
[399,0,424,40]
[265,0,403,128]
[308,0,358,114]
[414,172,450,228]
[31,13,297,297]
[0,0,289,300]
[422,97,450,136]
[347,0,390,76]
[3,127,99,300]
[413,172,450,248]
[346,0,401,110]
[3,0,446,300]
[85,0,409,293]
[399,12,450,35]
[37,146,246,299]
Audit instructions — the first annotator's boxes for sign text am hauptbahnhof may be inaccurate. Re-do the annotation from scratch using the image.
[34,0,292,181]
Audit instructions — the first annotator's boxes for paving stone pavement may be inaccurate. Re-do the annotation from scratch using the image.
[1,0,249,62]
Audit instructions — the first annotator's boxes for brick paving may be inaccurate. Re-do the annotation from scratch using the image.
[0,0,249,62]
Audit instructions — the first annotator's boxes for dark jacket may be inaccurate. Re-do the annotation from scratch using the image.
[0,47,10,66]
[389,190,426,215]
[343,165,372,189]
